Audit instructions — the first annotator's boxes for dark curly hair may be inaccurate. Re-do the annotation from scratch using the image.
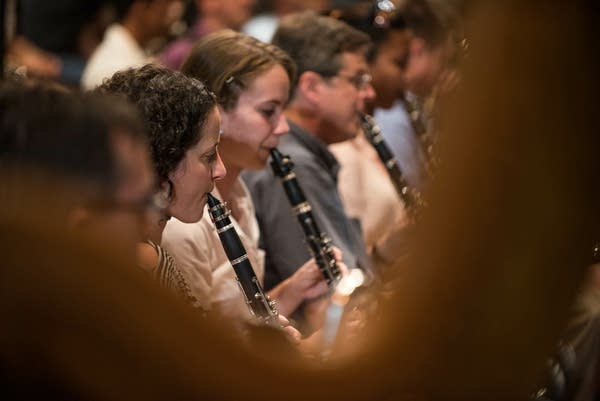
[96,64,216,185]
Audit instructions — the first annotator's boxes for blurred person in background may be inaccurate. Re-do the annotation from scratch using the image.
[242,0,330,43]
[326,0,412,257]
[6,0,114,85]
[376,0,464,188]
[82,0,182,89]
[159,0,256,70]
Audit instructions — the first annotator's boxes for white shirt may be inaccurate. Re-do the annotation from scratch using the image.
[329,131,407,251]
[242,14,278,43]
[81,24,149,90]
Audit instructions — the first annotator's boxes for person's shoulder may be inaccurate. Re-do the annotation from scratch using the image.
[137,242,159,273]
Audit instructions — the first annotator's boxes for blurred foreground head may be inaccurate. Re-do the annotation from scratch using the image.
[0,79,154,258]
[401,0,464,98]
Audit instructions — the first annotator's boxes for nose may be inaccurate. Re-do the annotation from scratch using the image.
[360,82,376,103]
[272,113,289,137]
[212,152,227,181]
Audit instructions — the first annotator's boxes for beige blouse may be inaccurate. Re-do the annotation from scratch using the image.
[161,178,265,321]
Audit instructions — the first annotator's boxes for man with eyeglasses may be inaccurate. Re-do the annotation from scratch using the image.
[242,11,376,334]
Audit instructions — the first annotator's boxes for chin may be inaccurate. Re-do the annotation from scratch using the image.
[347,123,360,139]
[259,148,272,162]
[179,211,204,224]
[247,155,268,171]
[173,202,206,224]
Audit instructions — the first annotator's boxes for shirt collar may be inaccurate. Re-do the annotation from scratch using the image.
[286,120,340,181]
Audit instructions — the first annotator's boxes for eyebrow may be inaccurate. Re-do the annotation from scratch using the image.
[260,99,284,106]
[341,67,369,75]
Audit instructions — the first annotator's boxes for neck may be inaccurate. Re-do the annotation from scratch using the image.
[285,106,343,145]
[285,106,319,137]
[215,162,242,202]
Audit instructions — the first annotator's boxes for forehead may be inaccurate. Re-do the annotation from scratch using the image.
[339,51,370,73]
[380,30,411,53]
[238,64,291,103]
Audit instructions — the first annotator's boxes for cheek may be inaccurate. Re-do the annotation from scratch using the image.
[222,116,246,143]
[167,167,210,219]
[183,163,210,191]
[256,123,275,143]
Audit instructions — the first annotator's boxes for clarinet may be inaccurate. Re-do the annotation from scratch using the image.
[400,94,437,176]
[269,148,342,289]
[206,193,279,326]
[360,113,424,218]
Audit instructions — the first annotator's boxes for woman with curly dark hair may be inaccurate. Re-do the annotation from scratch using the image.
[97,64,226,310]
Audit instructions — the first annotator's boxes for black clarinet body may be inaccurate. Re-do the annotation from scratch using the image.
[269,148,342,289]
[360,113,424,218]
[207,193,278,326]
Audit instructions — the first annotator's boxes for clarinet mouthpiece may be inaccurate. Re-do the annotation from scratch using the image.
[270,147,293,177]
[206,193,219,208]
[270,147,283,162]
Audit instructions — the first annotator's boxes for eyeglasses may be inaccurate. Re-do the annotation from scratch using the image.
[334,72,373,90]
